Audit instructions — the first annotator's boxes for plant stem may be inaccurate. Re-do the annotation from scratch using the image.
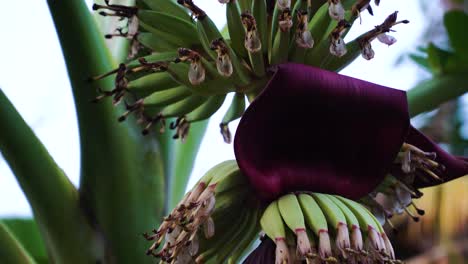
[47,1,165,262]
[0,90,103,263]
[408,75,468,117]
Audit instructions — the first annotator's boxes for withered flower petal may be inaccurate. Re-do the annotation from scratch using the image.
[405,126,468,187]
[234,63,409,201]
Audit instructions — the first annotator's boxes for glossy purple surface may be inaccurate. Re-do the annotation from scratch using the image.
[234,63,410,201]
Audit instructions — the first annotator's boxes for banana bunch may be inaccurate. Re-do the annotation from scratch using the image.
[260,192,401,263]
[90,0,408,142]
[143,160,261,263]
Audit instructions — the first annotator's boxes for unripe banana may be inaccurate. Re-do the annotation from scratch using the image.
[126,72,178,97]
[277,194,312,259]
[197,160,237,185]
[311,193,350,259]
[297,193,333,261]
[226,1,248,59]
[185,94,226,123]
[334,196,386,257]
[271,8,292,65]
[252,0,268,57]
[143,85,192,108]
[220,92,246,143]
[241,12,266,77]
[137,10,198,42]
[328,195,364,255]
[227,208,260,264]
[208,161,247,194]
[138,0,191,21]
[260,201,291,264]
[160,95,209,119]
[136,32,178,52]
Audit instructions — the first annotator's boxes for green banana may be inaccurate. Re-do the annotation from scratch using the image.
[211,186,249,219]
[290,0,308,37]
[138,16,198,48]
[334,196,386,257]
[197,160,237,185]
[227,208,260,264]
[311,193,350,259]
[137,10,198,43]
[241,12,266,77]
[220,92,246,143]
[328,195,364,254]
[126,72,178,96]
[209,162,248,194]
[297,193,333,261]
[136,32,177,52]
[160,95,208,118]
[260,201,290,263]
[196,208,249,263]
[139,0,191,21]
[252,0,268,57]
[271,8,292,65]
[216,206,258,263]
[185,94,226,122]
[166,62,234,95]
[226,0,248,58]
[278,194,312,259]
[142,85,192,108]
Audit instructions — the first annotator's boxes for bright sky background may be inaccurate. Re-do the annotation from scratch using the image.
[0,0,446,217]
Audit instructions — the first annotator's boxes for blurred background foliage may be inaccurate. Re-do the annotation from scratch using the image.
[392,0,468,262]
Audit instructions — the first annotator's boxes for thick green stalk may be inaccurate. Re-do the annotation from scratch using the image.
[408,75,468,117]
[169,120,209,210]
[0,222,36,264]
[47,1,164,263]
[0,90,103,263]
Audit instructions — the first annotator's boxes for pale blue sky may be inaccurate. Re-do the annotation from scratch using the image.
[0,0,445,216]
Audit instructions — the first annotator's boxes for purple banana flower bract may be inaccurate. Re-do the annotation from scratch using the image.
[234,63,410,201]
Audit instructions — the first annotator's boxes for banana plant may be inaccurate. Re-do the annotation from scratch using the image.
[1,0,467,264]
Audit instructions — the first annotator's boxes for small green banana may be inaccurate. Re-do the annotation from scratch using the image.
[185,94,226,123]
[271,8,292,65]
[136,32,177,52]
[334,196,386,257]
[137,14,199,48]
[311,193,350,259]
[138,0,191,21]
[220,92,246,143]
[126,72,178,96]
[209,164,248,195]
[297,193,333,261]
[197,160,237,185]
[251,0,268,57]
[137,10,198,43]
[328,195,364,255]
[278,194,312,259]
[142,85,192,108]
[226,0,248,58]
[241,12,266,77]
[160,95,208,119]
[227,207,260,264]
[260,201,290,264]
[212,187,249,219]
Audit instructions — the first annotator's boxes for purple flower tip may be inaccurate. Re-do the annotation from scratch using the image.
[234,63,410,201]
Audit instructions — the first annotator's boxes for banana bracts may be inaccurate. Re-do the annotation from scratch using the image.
[143,160,261,263]
[260,192,401,263]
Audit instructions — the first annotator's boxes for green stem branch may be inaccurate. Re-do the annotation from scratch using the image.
[0,222,36,264]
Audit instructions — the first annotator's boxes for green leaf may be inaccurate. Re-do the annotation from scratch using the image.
[408,54,430,72]
[444,10,468,60]
[0,90,102,263]
[1,219,48,264]
[427,43,453,75]
[47,1,165,262]
[408,74,468,117]
[0,222,36,264]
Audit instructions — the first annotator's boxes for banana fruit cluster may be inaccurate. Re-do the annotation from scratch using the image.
[91,0,408,142]
[143,160,261,263]
[260,192,401,263]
